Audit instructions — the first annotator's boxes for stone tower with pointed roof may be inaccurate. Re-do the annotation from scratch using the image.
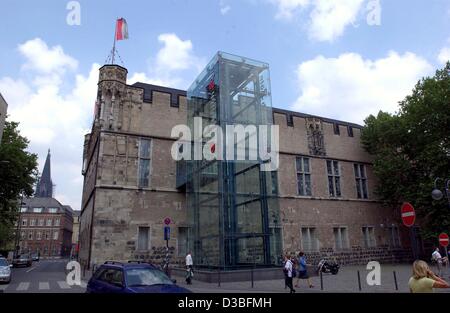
[35,149,53,198]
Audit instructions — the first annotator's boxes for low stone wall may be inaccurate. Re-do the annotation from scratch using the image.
[285,246,413,266]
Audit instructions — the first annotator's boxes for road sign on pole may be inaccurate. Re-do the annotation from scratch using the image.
[164,226,171,241]
[401,202,418,260]
[164,217,171,225]
[401,202,416,227]
[439,233,449,247]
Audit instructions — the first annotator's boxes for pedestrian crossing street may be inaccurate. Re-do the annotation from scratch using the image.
[0,280,87,292]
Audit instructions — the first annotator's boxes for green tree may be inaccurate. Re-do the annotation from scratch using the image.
[0,119,38,249]
[361,62,450,239]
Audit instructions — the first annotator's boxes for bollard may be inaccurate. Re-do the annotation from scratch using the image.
[357,270,362,291]
[218,268,221,287]
[393,271,398,291]
[251,267,254,288]
[320,270,323,290]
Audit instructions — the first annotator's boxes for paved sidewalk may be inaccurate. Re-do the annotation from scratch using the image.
[172,264,450,293]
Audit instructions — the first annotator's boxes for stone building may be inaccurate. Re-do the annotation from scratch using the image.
[71,210,80,257]
[19,150,74,257]
[0,92,7,143]
[79,54,415,271]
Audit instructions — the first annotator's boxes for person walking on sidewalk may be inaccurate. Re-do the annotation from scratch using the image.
[409,260,449,293]
[295,251,314,288]
[432,247,444,277]
[284,254,296,293]
[185,251,193,285]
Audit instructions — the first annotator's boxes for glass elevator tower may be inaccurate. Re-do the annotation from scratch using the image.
[185,52,282,269]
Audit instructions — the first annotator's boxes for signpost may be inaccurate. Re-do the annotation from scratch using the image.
[401,202,418,260]
[439,233,449,270]
[401,202,416,227]
[163,217,171,277]
[439,233,449,247]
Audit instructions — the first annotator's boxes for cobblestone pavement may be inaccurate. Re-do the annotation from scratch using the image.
[173,263,450,293]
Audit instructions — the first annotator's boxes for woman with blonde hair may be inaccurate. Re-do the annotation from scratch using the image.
[408,260,449,293]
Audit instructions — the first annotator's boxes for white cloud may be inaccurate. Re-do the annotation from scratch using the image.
[272,0,309,20]
[292,51,433,124]
[220,0,231,15]
[220,5,231,15]
[271,0,366,42]
[308,0,365,42]
[129,33,205,89]
[438,38,450,64]
[438,46,450,64]
[18,38,78,74]
[0,39,99,210]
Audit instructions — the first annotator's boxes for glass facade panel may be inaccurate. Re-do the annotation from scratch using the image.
[185,52,281,269]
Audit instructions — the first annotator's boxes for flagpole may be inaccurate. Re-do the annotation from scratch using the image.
[112,18,117,65]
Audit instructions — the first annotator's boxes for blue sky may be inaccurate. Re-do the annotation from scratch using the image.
[0,0,449,210]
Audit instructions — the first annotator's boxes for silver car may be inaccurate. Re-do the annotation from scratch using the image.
[0,258,12,284]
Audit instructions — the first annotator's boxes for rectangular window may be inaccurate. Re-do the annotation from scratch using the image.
[137,226,150,251]
[296,157,312,196]
[362,226,376,248]
[20,231,25,240]
[354,164,368,199]
[46,219,52,226]
[36,231,42,241]
[301,227,318,251]
[28,231,33,240]
[138,139,152,188]
[53,231,59,240]
[333,227,349,250]
[45,231,50,240]
[347,126,354,137]
[33,207,43,213]
[22,219,27,227]
[30,219,36,226]
[387,226,401,247]
[48,208,58,213]
[333,123,340,135]
[20,207,27,213]
[327,160,341,197]
[38,219,44,226]
[178,227,189,256]
[54,218,60,227]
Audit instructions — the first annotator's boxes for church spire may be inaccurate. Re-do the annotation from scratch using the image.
[36,149,53,198]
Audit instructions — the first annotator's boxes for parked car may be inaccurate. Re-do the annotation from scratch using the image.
[31,253,40,262]
[0,257,12,284]
[12,254,32,267]
[86,261,192,293]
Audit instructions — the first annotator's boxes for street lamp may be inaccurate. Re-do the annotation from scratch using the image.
[431,177,450,207]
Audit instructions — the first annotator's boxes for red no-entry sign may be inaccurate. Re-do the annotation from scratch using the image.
[439,233,449,247]
[401,202,416,227]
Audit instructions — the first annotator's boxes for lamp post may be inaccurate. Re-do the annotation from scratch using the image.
[14,193,25,258]
[431,177,450,208]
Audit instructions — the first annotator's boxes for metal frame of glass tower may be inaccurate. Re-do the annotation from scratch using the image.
[184,52,282,270]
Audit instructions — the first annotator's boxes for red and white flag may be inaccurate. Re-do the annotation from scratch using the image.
[115,18,129,41]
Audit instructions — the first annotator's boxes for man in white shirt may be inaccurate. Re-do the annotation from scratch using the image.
[185,251,193,285]
[284,255,296,293]
[432,248,443,277]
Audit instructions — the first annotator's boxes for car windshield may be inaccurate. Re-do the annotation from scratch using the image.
[125,268,174,287]
[0,259,8,266]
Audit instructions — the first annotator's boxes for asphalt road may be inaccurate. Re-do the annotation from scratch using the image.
[0,259,86,293]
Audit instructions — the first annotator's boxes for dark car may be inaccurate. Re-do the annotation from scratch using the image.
[86,261,192,293]
[31,253,40,262]
[12,254,32,267]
